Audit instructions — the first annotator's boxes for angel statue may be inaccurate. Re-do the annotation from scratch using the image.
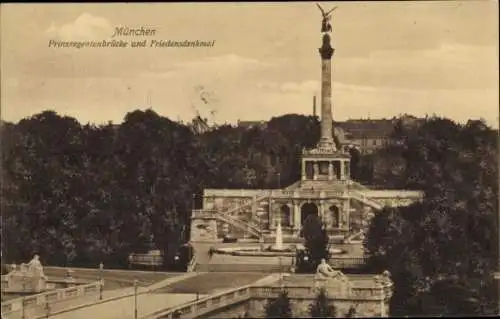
[316,3,337,33]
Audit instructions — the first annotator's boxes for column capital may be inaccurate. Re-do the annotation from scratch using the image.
[319,34,334,60]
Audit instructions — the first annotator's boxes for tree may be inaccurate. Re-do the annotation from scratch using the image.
[345,305,357,318]
[309,287,336,318]
[265,290,292,318]
[364,117,498,317]
[300,214,330,271]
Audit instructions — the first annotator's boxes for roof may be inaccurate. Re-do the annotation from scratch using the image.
[334,119,395,139]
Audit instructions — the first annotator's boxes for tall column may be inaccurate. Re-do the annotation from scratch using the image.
[319,200,325,225]
[340,160,345,180]
[313,162,319,180]
[318,33,336,150]
[328,162,333,180]
[345,160,350,180]
[293,202,301,232]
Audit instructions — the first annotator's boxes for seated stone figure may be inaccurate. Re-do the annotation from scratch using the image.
[316,259,342,279]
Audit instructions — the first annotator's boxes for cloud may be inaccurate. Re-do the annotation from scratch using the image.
[336,42,498,90]
[244,79,498,128]
[257,80,320,94]
[175,54,268,69]
[133,54,273,123]
[143,54,269,81]
[45,13,113,40]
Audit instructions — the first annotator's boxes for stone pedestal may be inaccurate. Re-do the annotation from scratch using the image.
[313,272,352,296]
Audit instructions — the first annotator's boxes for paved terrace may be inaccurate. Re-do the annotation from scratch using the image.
[46,272,271,319]
[2,269,196,319]
[2,269,273,319]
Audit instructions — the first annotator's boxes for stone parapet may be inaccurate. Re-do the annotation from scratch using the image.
[1,280,102,317]
[144,272,393,318]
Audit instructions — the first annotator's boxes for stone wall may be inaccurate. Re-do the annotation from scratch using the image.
[203,297,385,318]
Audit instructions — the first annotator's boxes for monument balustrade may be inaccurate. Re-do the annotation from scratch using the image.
[204,189,265,198]
[143,284,254,319]
[142,272,392,319]
[128,253,164,266]
[362,190,423,198]
[1,280,101,317]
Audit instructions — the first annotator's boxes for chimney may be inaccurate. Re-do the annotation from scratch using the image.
[313,95,317,118]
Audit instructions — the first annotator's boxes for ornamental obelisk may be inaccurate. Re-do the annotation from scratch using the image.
[317,4,337,151]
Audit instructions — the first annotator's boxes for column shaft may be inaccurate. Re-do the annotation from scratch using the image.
[340,160,345,180]
[302,160,306,180]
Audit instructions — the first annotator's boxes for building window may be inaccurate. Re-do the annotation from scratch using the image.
[373,139,377,146]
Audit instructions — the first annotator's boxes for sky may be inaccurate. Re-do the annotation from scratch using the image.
[1,1,499,127]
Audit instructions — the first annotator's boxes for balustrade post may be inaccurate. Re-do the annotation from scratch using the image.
[45,299,50,318]
[134,279,138,319]
[21,297,25,319]
[99,262,104,300]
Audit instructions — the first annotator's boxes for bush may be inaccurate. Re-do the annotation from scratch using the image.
[298,214,329,273]
[265,290,293,318]
[309,287,336,318]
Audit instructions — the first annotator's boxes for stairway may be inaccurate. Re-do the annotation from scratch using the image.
[206,194,270,239]
[349,190,384,210]
[343,230,365,243]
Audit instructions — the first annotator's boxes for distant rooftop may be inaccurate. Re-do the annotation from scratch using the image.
[237,120,267,129]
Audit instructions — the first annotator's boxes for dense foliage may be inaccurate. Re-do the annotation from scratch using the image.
[1,110,497,318]
[297,214,330,273]
[309,287,336,318]
[364,118,499,316]
[0,110,323,268]
[265,290,292,318]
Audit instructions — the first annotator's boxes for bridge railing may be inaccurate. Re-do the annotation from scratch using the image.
[142,274,391,319]
[1,280,101,317]
[142,284,254,319]
[129,253,164,266]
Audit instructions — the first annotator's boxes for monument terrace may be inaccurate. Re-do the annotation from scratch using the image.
[189,7,423,246]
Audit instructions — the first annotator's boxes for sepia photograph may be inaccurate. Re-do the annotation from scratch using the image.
[0,1,498,318]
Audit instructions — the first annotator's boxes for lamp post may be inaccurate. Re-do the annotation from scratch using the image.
[99,262,104,300]
[277,172,281,189]
[134,279,138,319]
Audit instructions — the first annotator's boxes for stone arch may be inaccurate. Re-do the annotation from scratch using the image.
[301,202,318,226]
[329,205,340,228]
[279,204,291,227]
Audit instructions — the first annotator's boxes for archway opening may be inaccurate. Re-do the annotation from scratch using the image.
[301,203,318,226]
